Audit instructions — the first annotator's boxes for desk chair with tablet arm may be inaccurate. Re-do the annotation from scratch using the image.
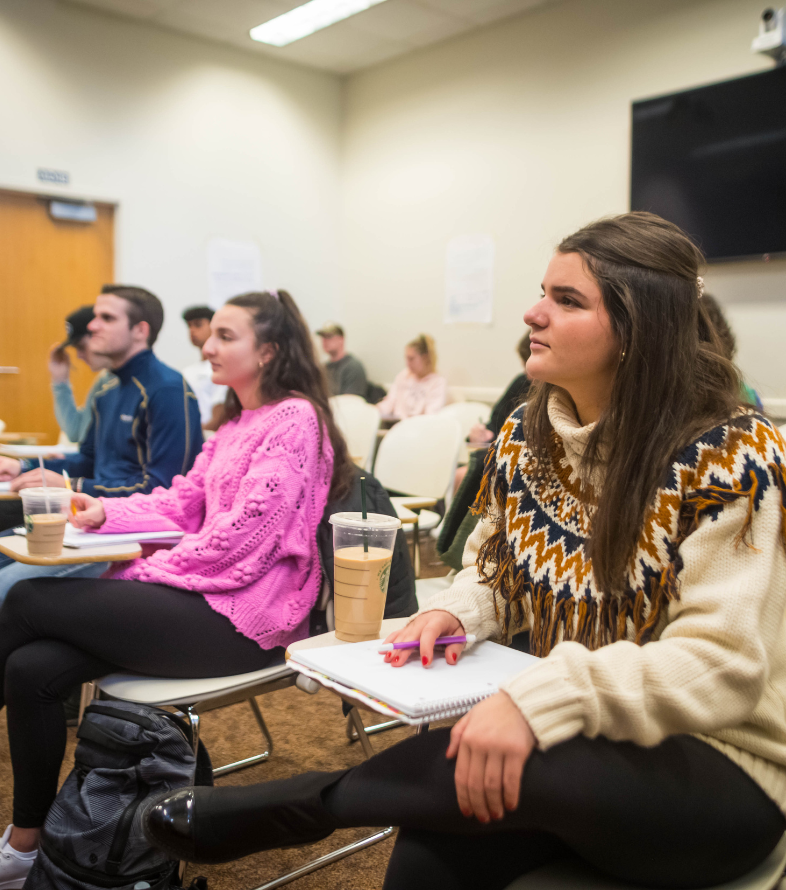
[81,579,401,890]
[374,414,462,576]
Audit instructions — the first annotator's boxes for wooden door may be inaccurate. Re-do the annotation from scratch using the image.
[0,189,114,444]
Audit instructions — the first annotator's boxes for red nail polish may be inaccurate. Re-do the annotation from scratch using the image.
[421,655,428,666]
[449,653,456,664]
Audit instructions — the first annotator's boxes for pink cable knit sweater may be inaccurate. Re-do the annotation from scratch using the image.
[97,398,334,650]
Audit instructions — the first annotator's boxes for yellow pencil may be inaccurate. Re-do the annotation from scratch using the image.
[62,470,77,516]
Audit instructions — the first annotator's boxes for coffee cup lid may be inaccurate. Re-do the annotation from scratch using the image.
[329,511,401,530]
[20,487,72,503]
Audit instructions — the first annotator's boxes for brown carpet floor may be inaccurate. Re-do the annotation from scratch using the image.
[0,537,452,890]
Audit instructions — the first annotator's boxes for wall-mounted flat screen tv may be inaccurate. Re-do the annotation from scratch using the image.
[631,67,786,261]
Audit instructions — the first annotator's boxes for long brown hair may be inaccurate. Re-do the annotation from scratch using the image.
[222,290,354,502]
[524,212,746,593]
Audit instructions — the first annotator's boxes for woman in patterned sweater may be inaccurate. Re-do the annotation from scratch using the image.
[146,214,786,889]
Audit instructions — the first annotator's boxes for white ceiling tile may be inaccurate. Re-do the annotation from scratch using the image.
[61,0,560,73]
[345,1,458,42]
[416,0,546,24]
[463,0,553,26]
[277,15,402,63]
[67,0,170,19]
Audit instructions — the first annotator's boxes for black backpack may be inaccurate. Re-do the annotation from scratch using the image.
[25,701,212,890]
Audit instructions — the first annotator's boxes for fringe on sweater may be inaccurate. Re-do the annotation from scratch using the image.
[472,409,786,658]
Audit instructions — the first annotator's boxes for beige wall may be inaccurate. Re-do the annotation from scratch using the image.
[0,0,343,372]
[341,0,786,404]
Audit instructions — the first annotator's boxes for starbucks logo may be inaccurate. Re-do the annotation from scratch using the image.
[24,514,34,534]
[377,561,390,593]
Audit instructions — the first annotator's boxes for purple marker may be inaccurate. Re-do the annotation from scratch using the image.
[378,634,476,652]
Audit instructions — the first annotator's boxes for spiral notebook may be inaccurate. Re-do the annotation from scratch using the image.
[289,639,539,725]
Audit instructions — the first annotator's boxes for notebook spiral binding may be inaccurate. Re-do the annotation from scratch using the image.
[416,691,496,721]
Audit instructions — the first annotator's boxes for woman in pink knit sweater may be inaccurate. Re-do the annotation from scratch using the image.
[0,289,354,875]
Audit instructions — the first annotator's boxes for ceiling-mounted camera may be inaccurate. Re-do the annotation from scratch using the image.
[752,7,786,62]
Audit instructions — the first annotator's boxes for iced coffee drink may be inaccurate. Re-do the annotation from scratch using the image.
[21,488,72,558]
[330,513,401,642]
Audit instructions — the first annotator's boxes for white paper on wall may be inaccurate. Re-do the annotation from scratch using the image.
[444,234,494,325]
[207,238,263,309]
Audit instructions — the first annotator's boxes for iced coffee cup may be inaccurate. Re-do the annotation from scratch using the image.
[330,512,401,642]
[20,488,72,557]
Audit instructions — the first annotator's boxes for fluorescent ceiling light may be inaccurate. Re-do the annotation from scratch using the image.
[250,0,389,47]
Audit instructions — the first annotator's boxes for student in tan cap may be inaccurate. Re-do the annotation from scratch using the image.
[317,322,367,398]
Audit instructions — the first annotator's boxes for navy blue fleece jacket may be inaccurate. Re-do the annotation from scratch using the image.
[45,350,203,497]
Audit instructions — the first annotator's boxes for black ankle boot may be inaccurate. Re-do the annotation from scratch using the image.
[143,770,347,863]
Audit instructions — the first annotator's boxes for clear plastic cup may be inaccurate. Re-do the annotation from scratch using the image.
[329,512,401,642]
[20,488,72,557]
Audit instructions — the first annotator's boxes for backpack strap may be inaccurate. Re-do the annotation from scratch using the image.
[105,769,149,876]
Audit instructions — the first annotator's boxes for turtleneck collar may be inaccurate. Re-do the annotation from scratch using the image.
[547,388,608,488]
[113,349,153,384]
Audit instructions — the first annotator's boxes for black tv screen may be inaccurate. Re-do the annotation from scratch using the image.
[631,67,786,261]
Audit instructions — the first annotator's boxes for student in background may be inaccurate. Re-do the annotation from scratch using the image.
[468,333,532,446]
[0,286,203,601]
[317,322,368,398]
[701,293,764,410]
[182,305,228,431]
[452,334,533,496]
[0,290,353,887]
[377,334,447,420]
[48,306,113,444]
[145,214,786,890]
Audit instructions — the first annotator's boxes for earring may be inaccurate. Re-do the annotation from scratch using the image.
[620,350,626,362]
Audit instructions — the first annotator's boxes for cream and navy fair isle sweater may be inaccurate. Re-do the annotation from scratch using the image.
[419,391,786,814]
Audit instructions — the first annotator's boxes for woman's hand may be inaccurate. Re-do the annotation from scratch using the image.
[382,610,465,667]
[69,493,106,529]
[447,692,536,822]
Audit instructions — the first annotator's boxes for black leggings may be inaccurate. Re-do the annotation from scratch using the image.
[322,727,785,890]
[0,576,283,827]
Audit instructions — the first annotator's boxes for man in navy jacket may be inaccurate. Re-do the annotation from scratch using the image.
[3,286,202,497]
[0,286,203,602]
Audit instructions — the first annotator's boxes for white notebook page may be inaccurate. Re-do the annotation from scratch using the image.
[290,638,539,719]
[14,526,184,548]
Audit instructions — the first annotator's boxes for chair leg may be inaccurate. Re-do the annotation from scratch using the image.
[77,682,97,726]
[211,697,273,778]
[250,828,395,890]
[346,713,402,744]
[413,519,421,577]
[253,705,396,890]
[347,707,375,759]
[185,707,201,758]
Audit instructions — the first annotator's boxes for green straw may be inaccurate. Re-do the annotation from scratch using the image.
[360,476,368,554]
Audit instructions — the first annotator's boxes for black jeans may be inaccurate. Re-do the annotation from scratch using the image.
[322,727,786,890]
[0,576,284,827]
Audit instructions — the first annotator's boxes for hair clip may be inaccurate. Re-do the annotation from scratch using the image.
[697,276,705,298]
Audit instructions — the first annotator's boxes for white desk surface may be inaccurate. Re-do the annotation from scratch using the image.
[391,496,438,511]
[286,617,409,661]
[0,534,141,566]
